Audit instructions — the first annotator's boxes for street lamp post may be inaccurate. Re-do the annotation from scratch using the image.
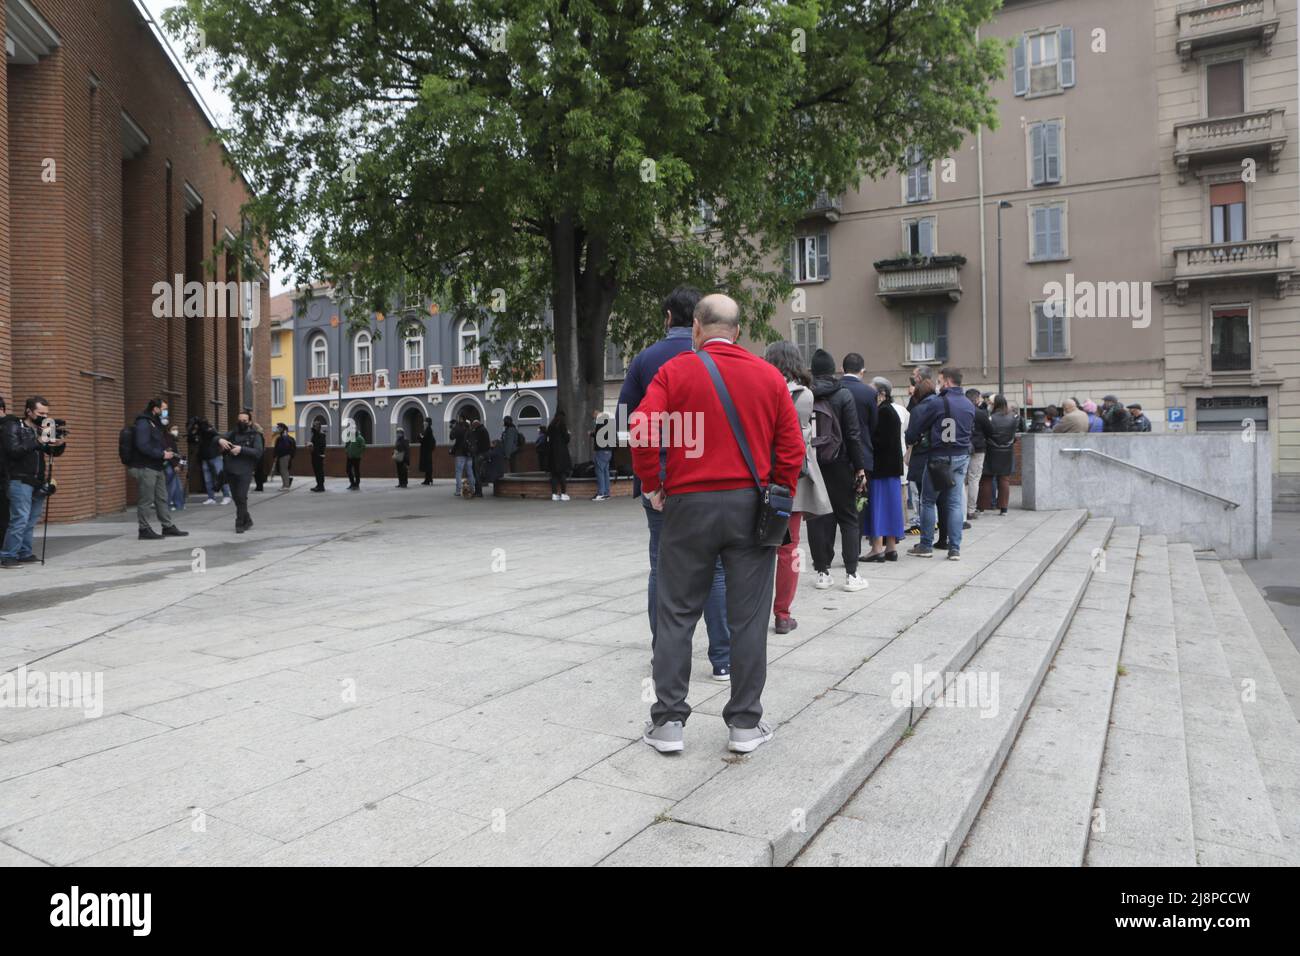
[996,200,1012,398]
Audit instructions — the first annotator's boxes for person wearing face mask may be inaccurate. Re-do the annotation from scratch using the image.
[128,399,187,541]
[218,408,264,533]
[2,396,68,567]
[164,423,187,511]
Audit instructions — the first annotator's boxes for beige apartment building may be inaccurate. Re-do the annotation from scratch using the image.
[1154,0,1299,504]
[757,0,1297,501]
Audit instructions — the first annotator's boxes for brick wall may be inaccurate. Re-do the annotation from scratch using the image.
[3,0,269,520]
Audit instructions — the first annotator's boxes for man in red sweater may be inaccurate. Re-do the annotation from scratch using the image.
[632,293,804,755]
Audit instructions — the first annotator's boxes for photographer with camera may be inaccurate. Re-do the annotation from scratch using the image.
[125,399,188,541]
[219,408,264,533]
[1,396,67,568]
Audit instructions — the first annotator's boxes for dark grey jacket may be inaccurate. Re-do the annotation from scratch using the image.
[810,375,868,472]
[222,425,264,477]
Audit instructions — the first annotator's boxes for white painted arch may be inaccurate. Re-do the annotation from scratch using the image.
[503,389,550,425]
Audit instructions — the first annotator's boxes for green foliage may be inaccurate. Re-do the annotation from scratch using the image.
[168,0,1003,386]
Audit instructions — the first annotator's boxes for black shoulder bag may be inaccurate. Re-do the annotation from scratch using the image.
[698,351,793,548]
[925,394,957,492]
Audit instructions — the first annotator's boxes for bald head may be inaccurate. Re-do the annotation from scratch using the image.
[1062,399,1078,413]
[694,294,740,337]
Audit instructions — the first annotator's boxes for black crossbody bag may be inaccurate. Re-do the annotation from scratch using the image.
[698,351,793,548]
[925,394,957,491]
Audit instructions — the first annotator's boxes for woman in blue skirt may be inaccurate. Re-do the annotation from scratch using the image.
[863,378,905,561]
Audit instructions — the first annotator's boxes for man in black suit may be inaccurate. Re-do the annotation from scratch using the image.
[840,352,876,537]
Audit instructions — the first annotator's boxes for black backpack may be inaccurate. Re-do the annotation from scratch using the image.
[812,395,844,464]
[118,423,136,466]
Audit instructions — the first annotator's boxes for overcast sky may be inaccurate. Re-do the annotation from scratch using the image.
[142,0,294,294]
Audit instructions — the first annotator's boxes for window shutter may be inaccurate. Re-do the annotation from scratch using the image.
[817,232,830,279]
[1030,124,1044,185]
[1059,27,1075,88]
[1034,305,1048,356]
[1033,207,1048,257]
[1014,35,1027,96]
[935,315,948,361]
[918,218,933,256]
[1052,206,1065,257]
[920,161,931,201]
[784,241,794,281]
[1052,310,1065,353]
[1045,122,1061,183]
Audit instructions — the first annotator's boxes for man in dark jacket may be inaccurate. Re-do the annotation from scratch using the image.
[618,285,731,682]
[471,418,491,497]
[808,349,870,592]
[1101,395,1130,432]
[839,353,877,472]
[965,387,992,521]
[1127,404,1152,432]
[450,417,476,497]
[905,368,975,559]
[129,399,187,540]
[219,408,264,532]
[394,427,411,488]
[499,416,520,472]
[310,420,327,492]
[0,394,10,549]
[1,396,67,566]
[419,418,436,484]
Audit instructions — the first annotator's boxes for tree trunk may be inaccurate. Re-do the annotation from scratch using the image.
[550,216,614,465]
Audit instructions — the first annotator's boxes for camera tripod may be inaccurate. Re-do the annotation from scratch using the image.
[39,456,54,566]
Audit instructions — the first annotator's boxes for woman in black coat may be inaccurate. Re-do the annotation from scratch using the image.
[979,394,1018,515]
[546,410,571,500]
[418,418,436,485]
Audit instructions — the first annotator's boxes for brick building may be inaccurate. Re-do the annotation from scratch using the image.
[2,0,269,521]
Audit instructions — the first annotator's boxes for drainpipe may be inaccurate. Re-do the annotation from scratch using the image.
[976,25,989,381]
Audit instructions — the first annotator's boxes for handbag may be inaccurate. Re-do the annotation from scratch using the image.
[924,393,957,491]
[697,351,793,548]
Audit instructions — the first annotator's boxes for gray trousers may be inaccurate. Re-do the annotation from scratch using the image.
[652,488,775,730]
[131,466,174,530]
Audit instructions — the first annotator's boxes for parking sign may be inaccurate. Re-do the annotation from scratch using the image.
[1168,406,1185,432]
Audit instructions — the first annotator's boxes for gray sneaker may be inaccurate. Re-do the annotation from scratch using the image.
[727,720,774,754]
[642,720,684,754]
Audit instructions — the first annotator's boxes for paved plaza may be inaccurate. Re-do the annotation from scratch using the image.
[2,481,1298,867]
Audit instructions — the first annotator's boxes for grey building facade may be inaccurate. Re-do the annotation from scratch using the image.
[289,287,557,447]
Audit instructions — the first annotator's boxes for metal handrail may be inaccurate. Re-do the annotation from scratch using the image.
[1058,447,1240,509]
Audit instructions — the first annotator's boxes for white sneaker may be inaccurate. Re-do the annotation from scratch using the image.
[844,574,870,592]
[202,498,216,506]
[815,572,833,590]
[551,494,561,501]
[220,497,232,505]
[560,494,570,501]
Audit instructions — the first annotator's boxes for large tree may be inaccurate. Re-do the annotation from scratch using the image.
[170,0,1003,456]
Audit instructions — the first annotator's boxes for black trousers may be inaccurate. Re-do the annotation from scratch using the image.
[396,461,409,486]
[421,463,433,484]
[346,458,361,487]
[228,471,252,527]
[808,459,860,576]
[0,480,8,546]
[652,488,772,730]
[312,454,325,489]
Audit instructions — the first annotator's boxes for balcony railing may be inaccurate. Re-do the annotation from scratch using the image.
[451,365,483,385]
[306,377,331,395]
[804,190,843,222]
[1168,236,1293,302]
[1173,108,1287,181]
[874,255,965,305]
[1176,0,1278,63]
[397,368,426,389]
[348,373,374,391]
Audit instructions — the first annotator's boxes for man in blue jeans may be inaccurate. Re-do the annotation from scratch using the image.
[1,396,66,568]
[618,285,731,681]
[904,367,975,561]
[590,410,614,500]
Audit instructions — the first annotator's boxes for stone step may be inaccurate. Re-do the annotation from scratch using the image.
[1195,556,1300,864]
[608,508,1090,867]
[954,526,1141,866]
[794,517,1114,866]
[1221,559,1300,723]
[1084,535,1197,865]
[1165,544,1292,865]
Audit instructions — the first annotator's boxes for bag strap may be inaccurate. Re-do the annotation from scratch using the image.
[697,349,763,492]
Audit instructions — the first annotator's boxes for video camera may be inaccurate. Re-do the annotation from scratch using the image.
[41,417,69,441]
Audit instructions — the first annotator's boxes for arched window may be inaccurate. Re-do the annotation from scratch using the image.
[404,333,424,371]
[458,319,479,367]
[517,403,542,422]
[354,331,372,375]
[310,333,328,378]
